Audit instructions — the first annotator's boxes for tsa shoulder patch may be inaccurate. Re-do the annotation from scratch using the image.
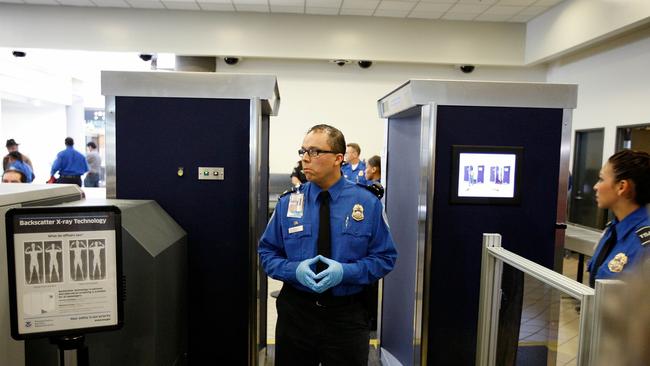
[636,226,650,246]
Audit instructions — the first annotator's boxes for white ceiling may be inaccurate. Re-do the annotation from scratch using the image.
[3,0,565,22]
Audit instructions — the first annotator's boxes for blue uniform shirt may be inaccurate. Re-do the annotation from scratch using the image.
[258,176,397,296]
[8,160,34,183]
[50,147,89,176]
[341,161,367,185]
[588,206,650,280]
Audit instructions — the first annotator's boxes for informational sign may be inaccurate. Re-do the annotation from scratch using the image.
[5,206,123,339]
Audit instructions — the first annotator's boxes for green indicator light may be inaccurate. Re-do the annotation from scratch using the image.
[203,171,209,176]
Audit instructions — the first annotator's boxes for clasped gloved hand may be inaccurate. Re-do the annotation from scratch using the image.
[295,256,320,292]
[314,255,343,293]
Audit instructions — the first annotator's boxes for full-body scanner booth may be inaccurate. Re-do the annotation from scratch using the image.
[377,80,577,365]
[101,71,279,365]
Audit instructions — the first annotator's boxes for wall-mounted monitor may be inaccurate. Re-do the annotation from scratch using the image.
[450,145,523,205]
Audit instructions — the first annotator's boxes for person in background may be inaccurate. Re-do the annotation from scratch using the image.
[258,124,397,366]
[5,151,34,183]
[341,142,367,185]
[84,141,102,187]
[2,168,26,183]
[364,155,381,186]
[50,137,89,187]
[588,149,650,286]
[3,139,33,171]
[290,160,307,187]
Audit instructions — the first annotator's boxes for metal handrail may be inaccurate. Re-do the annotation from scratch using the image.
[476,233,595,366]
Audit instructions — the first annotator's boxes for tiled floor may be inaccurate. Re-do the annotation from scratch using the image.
[263,251,590,365]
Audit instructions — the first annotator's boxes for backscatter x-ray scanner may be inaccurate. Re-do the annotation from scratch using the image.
[102,71,280,365]
[377,80,577,365]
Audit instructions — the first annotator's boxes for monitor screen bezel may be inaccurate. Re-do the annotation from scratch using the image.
[450,145,524,205]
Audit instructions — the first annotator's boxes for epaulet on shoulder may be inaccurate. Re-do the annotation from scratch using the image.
[357,182,384,200]
[280,185,301,198]
[636,226,650,246]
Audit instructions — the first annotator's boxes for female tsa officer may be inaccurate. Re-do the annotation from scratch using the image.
[588,149,650,287]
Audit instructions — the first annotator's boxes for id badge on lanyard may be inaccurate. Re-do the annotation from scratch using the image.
[287,193,304,218]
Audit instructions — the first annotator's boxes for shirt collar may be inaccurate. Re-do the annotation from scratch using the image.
[612,206,648,239]
[308,176,346,202]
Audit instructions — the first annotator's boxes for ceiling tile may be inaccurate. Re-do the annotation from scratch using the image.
[58,0,96,5]
[199,2,235,10]
[270,4,305,12]
[408,10,444,19]
[534,0,563,6]
[482,5,523,15]
[442,12,478,20]
[519,5,546,16]
[506,13,534,22]
[234,0,267,5]
[418,0,455,3]
[377,1,413,11]
[340,8,373,15]
[234,3,270,11]
[270,0,303,6]
[128,0,165,8]
[307,0,340,7]
[497,0,535,5]
[163,1,200,9]
[24,0,59,4]
[92,0,130,6]
[474,12,511,21]
[412,2,452,12]
[458,0,497,4]
[200,0,230,3]
[447,3,490,14]
[374,8,409,17]
[0,0,26,3]
[341,0,378,10]
[306,6,339,13]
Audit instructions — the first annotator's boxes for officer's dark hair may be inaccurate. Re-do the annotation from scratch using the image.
[307,124,346,154]
[65,137,74,146]
[609,149,650,205]
[347,143,361,155]
[367,155,381,175]
[8,151,23,161]
[87,142,97,149]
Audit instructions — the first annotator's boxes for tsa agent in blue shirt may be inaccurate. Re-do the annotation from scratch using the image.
[50,137,89,187]
[588,149,650,287]
[341,142,367,185]
[259,125,397,366]
[364,155,381,187]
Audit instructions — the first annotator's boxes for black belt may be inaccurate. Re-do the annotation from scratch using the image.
[280,283,362,308]
[60,175,81,179]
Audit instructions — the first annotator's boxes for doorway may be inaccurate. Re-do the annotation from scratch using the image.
[616,124,650,153]
[569,129,606,229]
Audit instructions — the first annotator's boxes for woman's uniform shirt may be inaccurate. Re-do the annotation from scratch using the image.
[258,176,397,296]
[588,206,650,281]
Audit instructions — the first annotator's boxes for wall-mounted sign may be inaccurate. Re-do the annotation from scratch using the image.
[5,206,123,339]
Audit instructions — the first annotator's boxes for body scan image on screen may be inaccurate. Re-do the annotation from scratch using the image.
[458,153,517,198]
[450,145,523,205]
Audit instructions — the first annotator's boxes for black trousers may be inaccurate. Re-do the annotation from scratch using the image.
[56,176,82,187]
[275,285,370,366]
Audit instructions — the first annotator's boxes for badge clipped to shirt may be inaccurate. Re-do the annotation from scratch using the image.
[351,203,364,221]
[608,253,628,273]
[287,193,304,218]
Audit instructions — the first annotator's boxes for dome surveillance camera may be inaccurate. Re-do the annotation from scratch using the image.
[139,54,153,62]
[459,65,475,73]
[357,60,373,69]
[332,59,350,67]
[12,51,26,58]
[224,57,240,65]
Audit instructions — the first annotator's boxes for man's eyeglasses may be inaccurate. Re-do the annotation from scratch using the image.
[298,147,339,158]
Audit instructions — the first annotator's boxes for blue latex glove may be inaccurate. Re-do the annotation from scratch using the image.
[296,256,320,292]
[314,255,344,293]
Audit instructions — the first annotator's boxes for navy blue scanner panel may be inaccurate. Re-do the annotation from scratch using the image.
[115,96,250,365]
[383,110,422,365]
[427,106,562,365]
